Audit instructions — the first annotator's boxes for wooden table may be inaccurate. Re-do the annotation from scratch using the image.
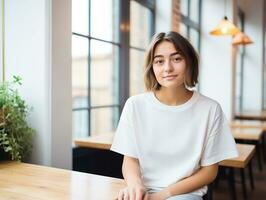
[219,144,256,200]
[75,134,113,150]
[234,111,266,121]
[231,127,264,171]
[0,161,125,200]
[230,120,266,130]
[74,134,123,178]
[219,144,255,168]
[231,127,264,141]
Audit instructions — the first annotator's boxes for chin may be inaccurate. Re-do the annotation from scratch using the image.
[159,81,185,89]
[162,84,183,89]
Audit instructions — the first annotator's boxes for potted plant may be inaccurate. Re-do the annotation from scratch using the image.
[0,76,35,161]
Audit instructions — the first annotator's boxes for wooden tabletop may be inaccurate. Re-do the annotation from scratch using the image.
[234,110,266,121]
[0,161,125,200]
[219,144,255,168]
[74,134,113,150]
[231,127,264,140]
[230,120,266,130]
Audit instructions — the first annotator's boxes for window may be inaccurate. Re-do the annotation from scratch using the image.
[72,0,154,138]
[180,0,202,52]
[130,0,154,96]
[180,0,201,91]
[72,0,120,137]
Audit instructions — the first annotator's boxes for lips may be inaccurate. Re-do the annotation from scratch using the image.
[163,75,177,79]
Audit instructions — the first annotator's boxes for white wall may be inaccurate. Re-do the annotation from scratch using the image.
[5,0,51,165]
[200,0,234,119]
[5,0,72,169]
[51,0,72,169]
[239,0,264,111]
[0,2,3,78]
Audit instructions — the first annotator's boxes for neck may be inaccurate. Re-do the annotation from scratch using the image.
[154,85,193,106]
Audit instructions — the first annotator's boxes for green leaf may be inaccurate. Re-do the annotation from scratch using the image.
[0,77,35,161]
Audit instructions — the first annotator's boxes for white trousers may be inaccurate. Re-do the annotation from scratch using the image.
[167,194,203,200]
[148,189,203,200]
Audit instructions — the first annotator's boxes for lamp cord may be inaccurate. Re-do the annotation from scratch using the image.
[224,0,227,17]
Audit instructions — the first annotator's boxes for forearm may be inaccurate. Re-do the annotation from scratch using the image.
[166,164,218,197]
[118,156,147,200]
[122,156,144,186]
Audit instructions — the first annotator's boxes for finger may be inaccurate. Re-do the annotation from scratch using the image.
[143,193,149,200]
[135,189,145,200]
[123,189,129,200]
[129,187,136,200]
[118,190,124,200]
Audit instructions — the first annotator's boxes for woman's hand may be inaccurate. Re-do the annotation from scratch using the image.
[117,184,147,200]
[146,189,171,200]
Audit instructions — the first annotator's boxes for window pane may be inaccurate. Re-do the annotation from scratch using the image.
[180,0,188,16]
[189,28,199,52]
[179,23,188,37]
[72,35,89,109]
[91,0,119,42]
[73,110,88,138]
[72,0,89,35]
[130,1,152,49]
[130,49,145,96]
[91,107,119,136]
[190,0,199,23]
[90,40,119,106]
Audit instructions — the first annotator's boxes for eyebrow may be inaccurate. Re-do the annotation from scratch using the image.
[153,52,181,59]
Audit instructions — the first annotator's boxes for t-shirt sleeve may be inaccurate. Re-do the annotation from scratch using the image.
[200,104,239,166]
[110,99,138,158]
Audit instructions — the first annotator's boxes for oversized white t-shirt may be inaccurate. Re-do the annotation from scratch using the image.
[111,91,238,196]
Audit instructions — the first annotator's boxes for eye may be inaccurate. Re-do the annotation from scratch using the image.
[153,59,164,65]
[172,56,182,63]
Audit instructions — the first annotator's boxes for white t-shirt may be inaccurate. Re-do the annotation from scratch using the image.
[111,91,238,196]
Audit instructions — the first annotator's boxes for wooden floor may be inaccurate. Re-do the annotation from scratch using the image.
[214,160,266,200]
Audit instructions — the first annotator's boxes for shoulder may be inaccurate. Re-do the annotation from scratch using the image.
[196,92,221,108]
[121,92,152,113]
[126,92,152,105]
[194,92,225,117]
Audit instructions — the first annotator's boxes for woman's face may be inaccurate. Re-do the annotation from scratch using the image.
[152,41,187,90]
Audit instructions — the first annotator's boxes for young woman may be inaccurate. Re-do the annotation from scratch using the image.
[111,31,238,200]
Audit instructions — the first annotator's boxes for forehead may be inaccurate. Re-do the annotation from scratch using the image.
[154,40,178,56]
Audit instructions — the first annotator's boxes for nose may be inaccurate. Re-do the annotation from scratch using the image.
[164,59,173,73]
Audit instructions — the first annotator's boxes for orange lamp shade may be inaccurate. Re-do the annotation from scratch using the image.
[210,16,240,36]
[232,31,253,45]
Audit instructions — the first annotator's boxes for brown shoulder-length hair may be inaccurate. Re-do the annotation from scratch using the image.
[144,31,199,91]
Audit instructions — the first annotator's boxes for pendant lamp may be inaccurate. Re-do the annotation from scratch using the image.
[210,16,240,36]
[232,31,253,45]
